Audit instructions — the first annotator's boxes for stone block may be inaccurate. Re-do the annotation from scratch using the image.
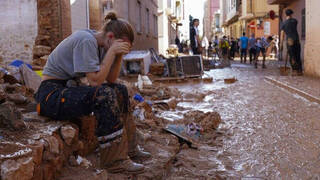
[0,102,25,130]
[28,142,44,166]
[60,125,77,146]
[31,166,43,180]
[33,45,51,59]
[1,157,34,180]
[43,136,59,154]
[7,93,28,105]
[42,163,54,180]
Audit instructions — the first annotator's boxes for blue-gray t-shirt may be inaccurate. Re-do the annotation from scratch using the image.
[240,36,249,49]
[43,29,106,80]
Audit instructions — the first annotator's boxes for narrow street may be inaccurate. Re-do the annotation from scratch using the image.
[159,61,320,179]
[1,0,320,179]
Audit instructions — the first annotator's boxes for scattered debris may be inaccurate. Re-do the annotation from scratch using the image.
[183,111,221,132]
[150,63,165,76]
[76,155,92,169]
[224,77,237,84]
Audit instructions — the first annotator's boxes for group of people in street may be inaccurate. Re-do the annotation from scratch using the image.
[239,32,274,69]
[204,34,275,68]
[189,8,302,75]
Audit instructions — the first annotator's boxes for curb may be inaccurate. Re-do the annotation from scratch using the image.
[265,76,320,105]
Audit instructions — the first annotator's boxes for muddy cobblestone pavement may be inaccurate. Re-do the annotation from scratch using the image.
[1,61,320,180]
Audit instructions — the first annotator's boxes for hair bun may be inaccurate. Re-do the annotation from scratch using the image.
[105,12,117,21]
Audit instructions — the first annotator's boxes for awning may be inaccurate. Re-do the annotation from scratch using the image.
[239,14,254,20]
[268,0,296,5]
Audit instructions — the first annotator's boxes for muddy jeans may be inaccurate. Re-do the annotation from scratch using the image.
[34,79,129,146]
[287,41,302,72]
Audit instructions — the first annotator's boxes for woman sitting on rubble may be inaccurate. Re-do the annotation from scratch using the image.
[34,12,150,174]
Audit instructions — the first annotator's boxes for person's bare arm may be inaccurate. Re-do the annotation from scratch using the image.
[280,30,285,51]
[106,54,123,83]
[86,40,130,86]
[196,35,201,47]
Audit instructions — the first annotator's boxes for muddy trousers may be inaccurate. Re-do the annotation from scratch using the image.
[287,41,302,72]
[34,80,138,167]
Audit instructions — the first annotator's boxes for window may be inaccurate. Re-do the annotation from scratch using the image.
[146,8,150,34]
[153,14,158,37]
[137,1,142,33]
[103,0,114,14]
[301,8,306,40]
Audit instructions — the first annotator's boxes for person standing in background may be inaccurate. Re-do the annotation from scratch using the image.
[240,32,249,63]
[248,33,257,64]
[190,19,201,55]
[219,36,230,67]
[280,9,303,75]
[230,37,237,60]
[256,36,273,69]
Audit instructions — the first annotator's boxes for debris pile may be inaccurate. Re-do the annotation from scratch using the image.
[183,110,221,132]
[0,60,223,179]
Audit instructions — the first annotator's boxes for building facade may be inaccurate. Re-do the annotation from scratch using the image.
[0,0,158,65]
[203,0,221,41]
[158,0,185,55]
[0,0,38,64]
[0,0,72,64]
[241,0,279,38]
[101,0,158,51]
[219,0,279,39]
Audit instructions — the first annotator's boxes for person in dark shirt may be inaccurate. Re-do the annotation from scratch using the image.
[190,18,201,55]
[281,9,303,75]
[229,37,237,60]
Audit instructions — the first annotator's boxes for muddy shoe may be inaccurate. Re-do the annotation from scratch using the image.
[129,146,151,159]
[107,159,145,174]
[254,63,258,69]
[262,64,266,69]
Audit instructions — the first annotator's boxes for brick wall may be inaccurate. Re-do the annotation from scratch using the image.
[0,0,38,64]
[36,0,72,50]
[113,0,159,52]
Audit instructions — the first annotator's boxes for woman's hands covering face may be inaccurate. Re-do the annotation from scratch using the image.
[108,39,131,56]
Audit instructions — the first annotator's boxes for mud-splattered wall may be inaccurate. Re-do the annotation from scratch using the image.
[0,0,38,64]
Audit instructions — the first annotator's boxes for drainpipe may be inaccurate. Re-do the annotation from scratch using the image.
[278,3,285,61]
[86,0,90,29]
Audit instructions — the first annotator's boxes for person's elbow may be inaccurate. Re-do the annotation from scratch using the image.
[86,72,104,86]
[106,75,117,84]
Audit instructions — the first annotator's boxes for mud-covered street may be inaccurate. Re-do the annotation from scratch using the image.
[167,62,320,179]
[56,61,320,179]
[1,0,320,179]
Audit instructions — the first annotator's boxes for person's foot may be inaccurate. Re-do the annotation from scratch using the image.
[254,63,258,69]
[106,159,145,174]
[297,71,303,76]
[129,146,151,159]
[262,64,266,69]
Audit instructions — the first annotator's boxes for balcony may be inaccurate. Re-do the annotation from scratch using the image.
[268,0,296,5]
